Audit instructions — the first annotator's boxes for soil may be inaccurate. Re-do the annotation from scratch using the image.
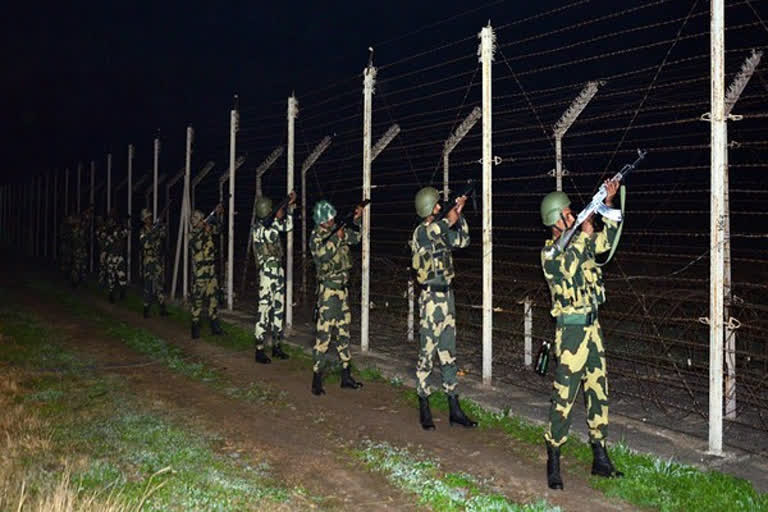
[4,262,638,511]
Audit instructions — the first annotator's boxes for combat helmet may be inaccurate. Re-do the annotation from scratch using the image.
[141,208,152,222]
[255,197,273,219]
[415,187,440,219]
[540,191,571,226]
[313,200,336,225]
[191,209,204,226]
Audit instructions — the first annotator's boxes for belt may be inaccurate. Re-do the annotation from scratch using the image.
[320,280,348,290]
[556,311,597,327]
[423,284,451,293]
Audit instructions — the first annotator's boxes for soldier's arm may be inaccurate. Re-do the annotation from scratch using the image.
[310,232,340,263]
[272,213,294,233]
[444,215,470,249]
[344,217,362,246]
[544,232,592,279]
[264,225,281,244]
[594,218,619,255]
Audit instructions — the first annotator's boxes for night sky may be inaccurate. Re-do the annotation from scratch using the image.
[1,0,547,180]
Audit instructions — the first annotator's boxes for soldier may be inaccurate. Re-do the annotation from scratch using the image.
[189,205,224,339]
[539,180,624,490]
[70,208,91,287]
[252,192,296,364]
[410,187,477,431]
[103,208,129,303]
[95,215,107,286]
[308,200,364,395]
[59,215,73,277]
[139,208,168,318]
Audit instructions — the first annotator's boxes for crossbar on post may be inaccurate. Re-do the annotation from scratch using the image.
[722,49,762,421]
[301,136,332,300]
[552,81,602,192]
[443,106,481,200]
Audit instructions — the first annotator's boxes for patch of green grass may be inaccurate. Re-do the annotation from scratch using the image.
[397,389,768,512]
[105,322,220,383]
[1,304,318,511]
[357,440,561,512]
[0,308,85,372]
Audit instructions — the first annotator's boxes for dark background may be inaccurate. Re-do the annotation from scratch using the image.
[0,0,540,179]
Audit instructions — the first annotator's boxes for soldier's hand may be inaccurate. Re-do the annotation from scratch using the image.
[288,191,297,206]
[353,205,363,220]
[581,214,595,235]
[337,227,345,240]
[215,203,224,215]
[604,179,619,207]
[445,207,459,227]
[454,196,467,215]
[276,207,285,220]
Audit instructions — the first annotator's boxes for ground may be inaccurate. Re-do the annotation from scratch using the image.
[2,257,766,511]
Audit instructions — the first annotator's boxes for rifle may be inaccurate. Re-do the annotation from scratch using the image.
[260,193,295,228]
[321,199,370,245]
[436,180,476,222]
[554,149,646,252]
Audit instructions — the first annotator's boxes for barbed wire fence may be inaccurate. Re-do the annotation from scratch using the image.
[3,0,768,456]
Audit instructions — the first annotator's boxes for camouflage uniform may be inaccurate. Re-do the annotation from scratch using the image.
[541,218,619,448]
[190,215,220,324]
[60,217,73,276]
[309,218,361,374]
[410,215,469,398]
[95,217,107,286]
[252,214,293,351]
[103,218,128,294]
[70,214,88,286]
[140,214,167,309]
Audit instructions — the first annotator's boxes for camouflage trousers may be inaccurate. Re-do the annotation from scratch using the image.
[142,264,165,307]
[191,264,218,323]
[545,320,609,448]
[98,252,107,285]
[313,282,352,373]
[416,289,458,398]
[254,261,285,351]
[106,254,127,292]
[71,250,87,284]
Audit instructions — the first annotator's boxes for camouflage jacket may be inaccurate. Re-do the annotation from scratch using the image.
[140,223,166,265]
[190,222,220,271]
[252,213,293,268]
[310,218,361,286]
[410,216,469,286]
[541,219,619,317]
[103,219,129,256]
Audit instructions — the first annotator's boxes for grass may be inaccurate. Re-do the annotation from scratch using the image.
[398,389,768,512]
[0,304,316,511]
[28,278,768,511]
[357,440,561,512]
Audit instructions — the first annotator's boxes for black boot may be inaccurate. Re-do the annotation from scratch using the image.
[547,443,564,490]
[191,321,200,339]
[419,395,436,431]
[109,289,116,303]
[143,305,150,318]
[210,318,224,335]
[271,344,289,360]
[448,395,478,428]
[340,367,363,389]
[159,303,169,316]
[119,286,126,300]
[254,349,272,364]
[591,442,624,478]
[311,372,325,396]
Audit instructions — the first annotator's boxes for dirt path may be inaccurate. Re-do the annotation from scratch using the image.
[9,267,638,511]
